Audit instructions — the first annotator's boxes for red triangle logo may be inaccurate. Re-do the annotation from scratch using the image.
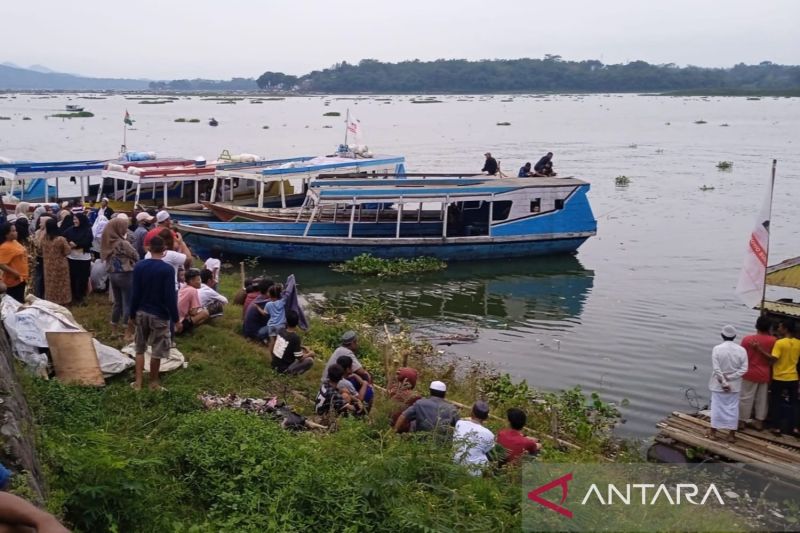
[527,472,573,518]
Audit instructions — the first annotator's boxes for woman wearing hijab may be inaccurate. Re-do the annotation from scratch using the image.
[13,201,30,220]
[13,217,30,246]
[40,218,71,305]
[57,209,72,229]
[63,213,93,305]
[31,215,52,298]
[101,217,139,327]
[31,205,46,233]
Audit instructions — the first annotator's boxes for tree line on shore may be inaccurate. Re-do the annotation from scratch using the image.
[251,57,800,94]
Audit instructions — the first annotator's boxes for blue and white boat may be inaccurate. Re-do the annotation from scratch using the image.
[177,174,597,262]
[0,159,109,204]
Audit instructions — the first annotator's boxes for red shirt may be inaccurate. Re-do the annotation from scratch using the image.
[741,333,776,383]
[497,428,539,462]
[242,291,261,317]
[143,226,177,248]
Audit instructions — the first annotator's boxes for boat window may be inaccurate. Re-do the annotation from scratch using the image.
[461,201,482,210]
[492,200,512,221]
[530,198,541,213]
[554,198,565,210]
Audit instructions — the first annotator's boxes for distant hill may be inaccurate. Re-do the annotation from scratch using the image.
[0,64,150,90]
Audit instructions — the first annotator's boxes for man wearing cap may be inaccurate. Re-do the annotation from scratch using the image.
[481,152,498,176]
[453,401,495,475]
[707,325,748,442]
[143,210,173,250]
[97,197,114,220]
[321,331,371,385]
[394,380,459,438]
[133,211,154,259]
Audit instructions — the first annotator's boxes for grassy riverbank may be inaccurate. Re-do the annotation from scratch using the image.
[20,267,631,531]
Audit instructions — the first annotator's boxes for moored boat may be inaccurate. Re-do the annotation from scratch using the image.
[177,174,597,262]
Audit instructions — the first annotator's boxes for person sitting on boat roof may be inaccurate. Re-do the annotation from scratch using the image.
[533,152,556,176]
[482,152,498,176]
[518,162,534,177]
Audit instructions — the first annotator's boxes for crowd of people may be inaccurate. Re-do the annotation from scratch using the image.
[480,151,557,178]
[708,317,800,442]
[0,199,229,391]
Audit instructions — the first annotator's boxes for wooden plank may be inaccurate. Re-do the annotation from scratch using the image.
[669,412,800,457]
[656,425,800,480]
[46,331,104,387]
[661,417,800,463]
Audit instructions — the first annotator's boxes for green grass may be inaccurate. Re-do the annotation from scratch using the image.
[21,267,630,531]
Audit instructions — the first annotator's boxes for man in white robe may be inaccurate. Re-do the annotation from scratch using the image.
[708,325,748,442]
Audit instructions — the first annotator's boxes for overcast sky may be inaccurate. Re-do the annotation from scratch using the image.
[5,0,799,79]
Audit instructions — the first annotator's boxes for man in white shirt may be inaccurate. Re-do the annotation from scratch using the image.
[453,401,495,476]
[198,269,228,316]
[707,325,748,443]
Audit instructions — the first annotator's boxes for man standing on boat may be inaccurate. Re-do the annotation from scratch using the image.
[738,316,775,430]
[707,325,748,442]
[482,153,498,176]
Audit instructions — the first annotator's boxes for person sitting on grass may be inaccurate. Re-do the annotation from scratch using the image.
[129,235,178,391]
[176,268,210,335]
[321,331,371,385]
[389,367,422,432]
[393,380,459,439]
[198,268,228,317]
[242,279,271,341]
[315,363,362,418]
[203,245,222,289]
[264,283,289,353]
[453,401,495,476]
[497,407,541,464]
[336,354,373,413]
[271,310,315,375]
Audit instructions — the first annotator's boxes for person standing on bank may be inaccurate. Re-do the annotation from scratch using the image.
[40,218,72,305]
[62,213,93,305]
[707,325,748,442]
[101,216,139,330]
[482,152,498,176]
[0,222,29,303]
[129,235,178,391]
[738,316,776,430]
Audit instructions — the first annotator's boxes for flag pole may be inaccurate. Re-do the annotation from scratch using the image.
[343,108,349,149]
[759,159,777,315]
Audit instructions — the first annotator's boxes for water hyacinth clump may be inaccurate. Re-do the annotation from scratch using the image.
[716,161,733,170]
[332,253,447,277]
[323,111,341,116]
[614,175,631,186]
[50,111,94,118]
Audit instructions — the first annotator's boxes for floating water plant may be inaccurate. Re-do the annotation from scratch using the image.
[694,119,707,124]
[139,100,170,104]
[188,118,200,123]
[699,185,715,191]
[22,117,31,120]
[720,123,730,127]
[628,144,638,149]
[50,111,94,118]
[716,161,733,170]
[332,253,446,277]
[262,125,270,129]
[655,149,664,154]
[0,116,10,120]
[323,111,341,116]
[496,121,511,126]
[614,175,631,186]
[174,118,187,122]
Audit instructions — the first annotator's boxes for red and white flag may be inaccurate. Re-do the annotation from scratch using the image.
[735,173,775,309]
[345,111,364,146]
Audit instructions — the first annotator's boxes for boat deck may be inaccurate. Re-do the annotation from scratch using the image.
[654,411,800,483]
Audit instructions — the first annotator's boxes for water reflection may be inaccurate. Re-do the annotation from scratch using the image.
[277,255,593,328]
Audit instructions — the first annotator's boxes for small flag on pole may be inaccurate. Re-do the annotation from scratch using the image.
[735,168,775,309]
[124,110,134,126]
[345,112,364,147]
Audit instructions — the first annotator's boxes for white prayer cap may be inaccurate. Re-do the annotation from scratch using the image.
[721,325,737,338]
[430,380,447,392]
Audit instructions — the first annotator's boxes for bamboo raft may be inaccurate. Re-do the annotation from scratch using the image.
[653,411,800,483]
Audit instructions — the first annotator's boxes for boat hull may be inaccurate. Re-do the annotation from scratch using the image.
[181,228,590,262]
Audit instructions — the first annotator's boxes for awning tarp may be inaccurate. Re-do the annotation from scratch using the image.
[766,256,800,289]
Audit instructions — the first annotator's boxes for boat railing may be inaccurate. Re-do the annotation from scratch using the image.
[316,172,483,180]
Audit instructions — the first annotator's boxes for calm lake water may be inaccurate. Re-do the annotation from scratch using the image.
[1,92,799,438]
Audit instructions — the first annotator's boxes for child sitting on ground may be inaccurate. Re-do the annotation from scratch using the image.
[264,283,288,352]
[203,245,222,289]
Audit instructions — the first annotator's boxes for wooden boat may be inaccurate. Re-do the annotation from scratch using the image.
[177,174,597,262]
[65,104,84,112]
[0,159,111,203]
[209,118,218,127]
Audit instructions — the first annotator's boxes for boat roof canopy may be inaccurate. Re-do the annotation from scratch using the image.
[767,256,800,290]
[0,160,109,180]
[308,176,587,204]
[215,154,404,182]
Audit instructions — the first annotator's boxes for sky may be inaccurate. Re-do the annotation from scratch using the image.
[5,0,800,80]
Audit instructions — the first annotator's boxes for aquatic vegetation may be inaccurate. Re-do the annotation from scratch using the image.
[22,116,31,120]
[175,118,201,123]
[49,111,94,118]
[174,118,187,122]
[0,116,10,120]
[216,101,236,104]
[332,253,447,277]
[716,161,733,170]
[496,121,511,126]
[262,125,270,129]
[322,125,333,128]
[411,99,443,104]
[720,123,730,127]
[699,185,715,191]
[249,100,263,104]
[655,148,664,154]
[614,175,631,186]
[323,111,341,116]
[138,100,170,104]
[628,144,638,148]
[694,119,707,124]
[188,118,200,123]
